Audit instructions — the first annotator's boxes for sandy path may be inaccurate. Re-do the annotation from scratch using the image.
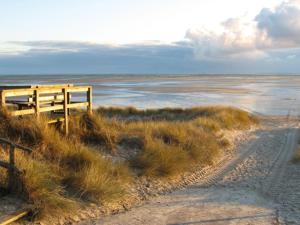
[81,115,300,225]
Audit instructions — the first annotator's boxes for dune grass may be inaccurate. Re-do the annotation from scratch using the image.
[0,110,130,218]
[0,106,257,219]
[73,106,257,177]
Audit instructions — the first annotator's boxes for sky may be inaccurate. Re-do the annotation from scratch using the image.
[0,0,300,74]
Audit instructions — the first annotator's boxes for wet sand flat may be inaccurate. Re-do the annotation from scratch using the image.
[1,74,300,115]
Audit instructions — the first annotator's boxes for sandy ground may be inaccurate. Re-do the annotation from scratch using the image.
[80,115,300,225]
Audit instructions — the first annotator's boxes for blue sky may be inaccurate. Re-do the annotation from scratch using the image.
[0,0,300,74]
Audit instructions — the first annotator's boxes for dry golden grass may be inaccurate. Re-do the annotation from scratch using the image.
[97,106,258,125]
[70,114,122,154]
[16,154,76,218]
[127,122,222,177]
[0,110,130,218]
[131,134,190,177]
[73,106,257,177]
[0,106,257,218]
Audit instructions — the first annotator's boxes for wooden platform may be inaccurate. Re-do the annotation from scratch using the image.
[0,84,93,134]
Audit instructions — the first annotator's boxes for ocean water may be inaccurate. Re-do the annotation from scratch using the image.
[1,74,300,115]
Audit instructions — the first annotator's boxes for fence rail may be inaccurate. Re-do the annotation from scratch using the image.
[0,138,33,224]
[0,138,32,191]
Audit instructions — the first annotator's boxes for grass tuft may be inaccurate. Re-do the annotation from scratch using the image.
[70,114,121,154]
[16,153,75,218]
[131,135,189,177]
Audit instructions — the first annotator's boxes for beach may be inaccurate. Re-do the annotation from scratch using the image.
[1,75,300,224]
[1,74,300,115]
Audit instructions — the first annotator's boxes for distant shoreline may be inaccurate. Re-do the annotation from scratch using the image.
[0,73,300,77]
[1,75,300,116]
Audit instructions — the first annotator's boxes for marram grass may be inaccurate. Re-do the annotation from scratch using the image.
[0,106,257,219]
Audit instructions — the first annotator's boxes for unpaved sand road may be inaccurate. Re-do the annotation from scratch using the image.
[82,116,300,225]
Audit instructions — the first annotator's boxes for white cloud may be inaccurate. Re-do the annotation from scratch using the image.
[255,0,300,47]
[185,17,268,60]
[185,0,300,60]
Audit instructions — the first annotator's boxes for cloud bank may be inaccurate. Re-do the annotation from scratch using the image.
[0,0,300,74]
[185,0,300,61]
[0,41,202,74]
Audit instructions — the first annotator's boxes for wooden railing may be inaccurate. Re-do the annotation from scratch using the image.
[0,84,93,134]
[0,138,32,191]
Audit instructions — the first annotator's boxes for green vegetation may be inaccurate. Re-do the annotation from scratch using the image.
[0,106,257,219]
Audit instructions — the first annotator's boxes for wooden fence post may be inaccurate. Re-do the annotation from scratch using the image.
[63,88,69,135]
[67,92,71,116]
[8,144,15,191]
[0,91,6,108]
[87,87,93,115]
[34,89,40,119]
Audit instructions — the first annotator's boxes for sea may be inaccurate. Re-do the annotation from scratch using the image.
[1,74,300,116]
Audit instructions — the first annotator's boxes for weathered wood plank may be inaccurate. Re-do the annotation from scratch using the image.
[68,86,91,92]
[48,117,65,124]
[67,102,89,109]
[5,100,34,106]
[3,88,62,97]
[0,91,6,107]
[0,86,32,90]
[87,86,93,114]
[34,90,40,118]
[2,85,91,97]
[28,94,64,102]
[8,145,15,190]
[31,84,73,88]
[0,161,10,169]
[63,88,69,135]
[39,105,64,112]
[10,109,35,116]
[3,89,35,97]
[0,138,32,153]
[9,145,15,166]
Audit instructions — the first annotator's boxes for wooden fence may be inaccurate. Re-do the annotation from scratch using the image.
[0,138,32,191]
[0,84,92,134]
[0,138,33,224]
